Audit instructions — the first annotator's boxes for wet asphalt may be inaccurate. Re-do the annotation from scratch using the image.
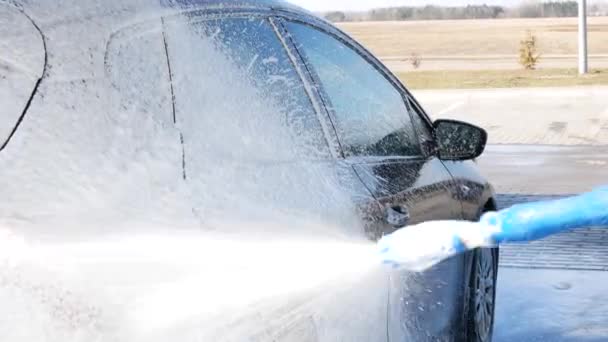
[479,145,608,342]
[479,144,608,195]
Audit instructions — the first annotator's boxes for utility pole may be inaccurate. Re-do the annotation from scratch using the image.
[579,0,588,74]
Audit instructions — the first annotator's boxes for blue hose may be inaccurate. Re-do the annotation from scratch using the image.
[484,186,608,244]
[378,187,608,271]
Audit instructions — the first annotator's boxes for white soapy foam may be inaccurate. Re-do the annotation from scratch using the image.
[0,2,390,341]
[379,220,500,272]
[0,226,383,341]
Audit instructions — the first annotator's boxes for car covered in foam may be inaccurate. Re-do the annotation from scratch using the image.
[0,1,497,341]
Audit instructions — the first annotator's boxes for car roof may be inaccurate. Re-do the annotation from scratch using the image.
[163,0,305,11]
[9,0,311,19]
[2,0,320,79]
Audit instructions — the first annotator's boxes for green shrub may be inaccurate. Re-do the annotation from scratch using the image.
[410,53,422,69]
[519,30,541,70]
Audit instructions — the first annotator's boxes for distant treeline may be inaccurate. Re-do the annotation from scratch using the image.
[323,1,608,22]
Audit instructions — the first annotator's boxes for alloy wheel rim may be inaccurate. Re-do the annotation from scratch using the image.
[474,249,494,341]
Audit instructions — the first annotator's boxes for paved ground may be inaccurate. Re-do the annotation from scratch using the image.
[494,268,608,342]
[479,145,608,195]
[480,145,608,270]
[413,86,608,145]
[480,145,608,341]
[495,193,608,272]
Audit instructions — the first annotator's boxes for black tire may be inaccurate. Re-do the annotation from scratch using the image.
[466,247,498,342]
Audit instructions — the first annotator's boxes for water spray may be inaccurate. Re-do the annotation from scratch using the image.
[378,187,608,271]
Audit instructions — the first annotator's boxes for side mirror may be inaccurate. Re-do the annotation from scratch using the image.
[433,119,487,161]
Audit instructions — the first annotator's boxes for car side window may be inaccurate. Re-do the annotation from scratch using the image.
[408,98,433,142]
[407,98,438,157]
[164,16,331,162]
[286,22,421,158]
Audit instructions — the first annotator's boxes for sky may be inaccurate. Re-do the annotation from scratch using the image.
[288,0,522,12]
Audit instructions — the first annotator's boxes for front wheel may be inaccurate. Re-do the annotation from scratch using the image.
[467,247,498,342]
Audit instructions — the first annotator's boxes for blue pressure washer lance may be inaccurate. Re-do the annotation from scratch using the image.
[378,187,608,271]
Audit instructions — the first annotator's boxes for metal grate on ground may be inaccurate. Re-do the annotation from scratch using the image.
[496,194,608,271]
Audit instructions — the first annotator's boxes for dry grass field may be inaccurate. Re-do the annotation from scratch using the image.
[337,17,608,88]
[337,17,608,64]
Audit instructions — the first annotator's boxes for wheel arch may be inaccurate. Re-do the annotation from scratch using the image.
[482,197,498,212]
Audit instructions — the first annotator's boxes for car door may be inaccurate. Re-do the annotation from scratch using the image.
[163,12,390,341]
[284,20,472,341]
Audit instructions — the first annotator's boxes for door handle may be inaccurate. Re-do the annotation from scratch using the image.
[460,184,471,196]
[386,205,410,228]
